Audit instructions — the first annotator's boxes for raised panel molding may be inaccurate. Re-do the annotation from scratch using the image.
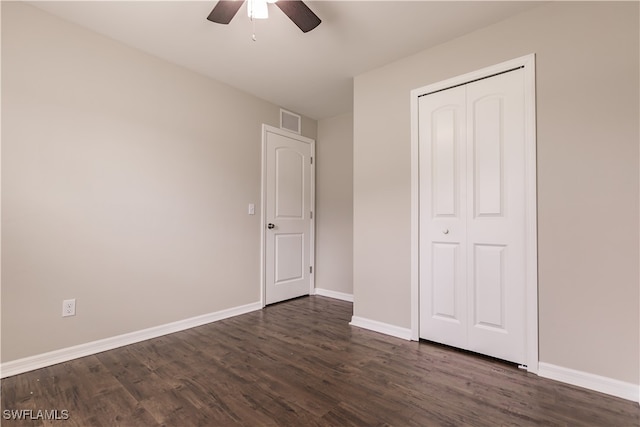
[275,147,304,219]
[432,242,460,320]
[275,233,304,283]
[432,107,458,217]
[473,244,506,330]
[473,96,504,218]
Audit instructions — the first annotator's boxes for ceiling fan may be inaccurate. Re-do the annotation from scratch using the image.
[207,0,321,33]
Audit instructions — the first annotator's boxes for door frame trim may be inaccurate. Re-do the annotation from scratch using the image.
[260,124,316,307]
[409,54,538,373]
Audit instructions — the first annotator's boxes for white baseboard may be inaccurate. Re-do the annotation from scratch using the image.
[538,362,639,402]
[0,301,262,379]
[349,316,412,340]
[314,288,353,302]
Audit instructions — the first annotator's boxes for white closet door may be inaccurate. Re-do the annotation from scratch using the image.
[419,85,468,349]
[419,69,527,365]
[465,69,526,363]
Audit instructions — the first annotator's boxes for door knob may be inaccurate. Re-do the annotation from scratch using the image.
[443,229,449,235]
[267,223,275,229]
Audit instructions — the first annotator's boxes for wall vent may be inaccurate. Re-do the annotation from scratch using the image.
[280,109,301,134]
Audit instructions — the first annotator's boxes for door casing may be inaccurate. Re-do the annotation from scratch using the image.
[261,124,315,307]
[410,54,538,373]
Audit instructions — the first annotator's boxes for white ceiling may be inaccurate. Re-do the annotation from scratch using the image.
[29,1,541,120]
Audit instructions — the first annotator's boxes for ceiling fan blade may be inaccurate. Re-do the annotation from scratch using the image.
[275,1,321,33]
[207,0,245,24]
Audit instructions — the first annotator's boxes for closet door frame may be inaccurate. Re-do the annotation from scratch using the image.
[410,54,538,373]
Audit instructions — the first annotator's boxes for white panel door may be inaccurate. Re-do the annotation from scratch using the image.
[264,127,313,305]
[419,69,526,365]
[466,70,526,363]
[419,85,468,349]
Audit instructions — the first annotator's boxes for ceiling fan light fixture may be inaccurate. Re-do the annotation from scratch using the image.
[247,0,269,19]
[207,0,321,33]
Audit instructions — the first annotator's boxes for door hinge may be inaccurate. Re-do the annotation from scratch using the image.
[310,211,313,219]
[310,266,313,274]
[310,157,313,164]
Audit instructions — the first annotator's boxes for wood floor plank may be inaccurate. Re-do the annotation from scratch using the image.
[2,296,639,426]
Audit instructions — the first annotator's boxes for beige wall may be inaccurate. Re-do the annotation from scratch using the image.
[353,2,639,384]
[316,113,354,296]
[1,2,316,362]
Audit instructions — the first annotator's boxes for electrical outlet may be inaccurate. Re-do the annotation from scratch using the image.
[62,299,76,317]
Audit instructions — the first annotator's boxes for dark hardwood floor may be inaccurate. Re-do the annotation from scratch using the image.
[2,296,639,426]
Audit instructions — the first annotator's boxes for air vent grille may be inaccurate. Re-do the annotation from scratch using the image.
[280,109,301,134]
